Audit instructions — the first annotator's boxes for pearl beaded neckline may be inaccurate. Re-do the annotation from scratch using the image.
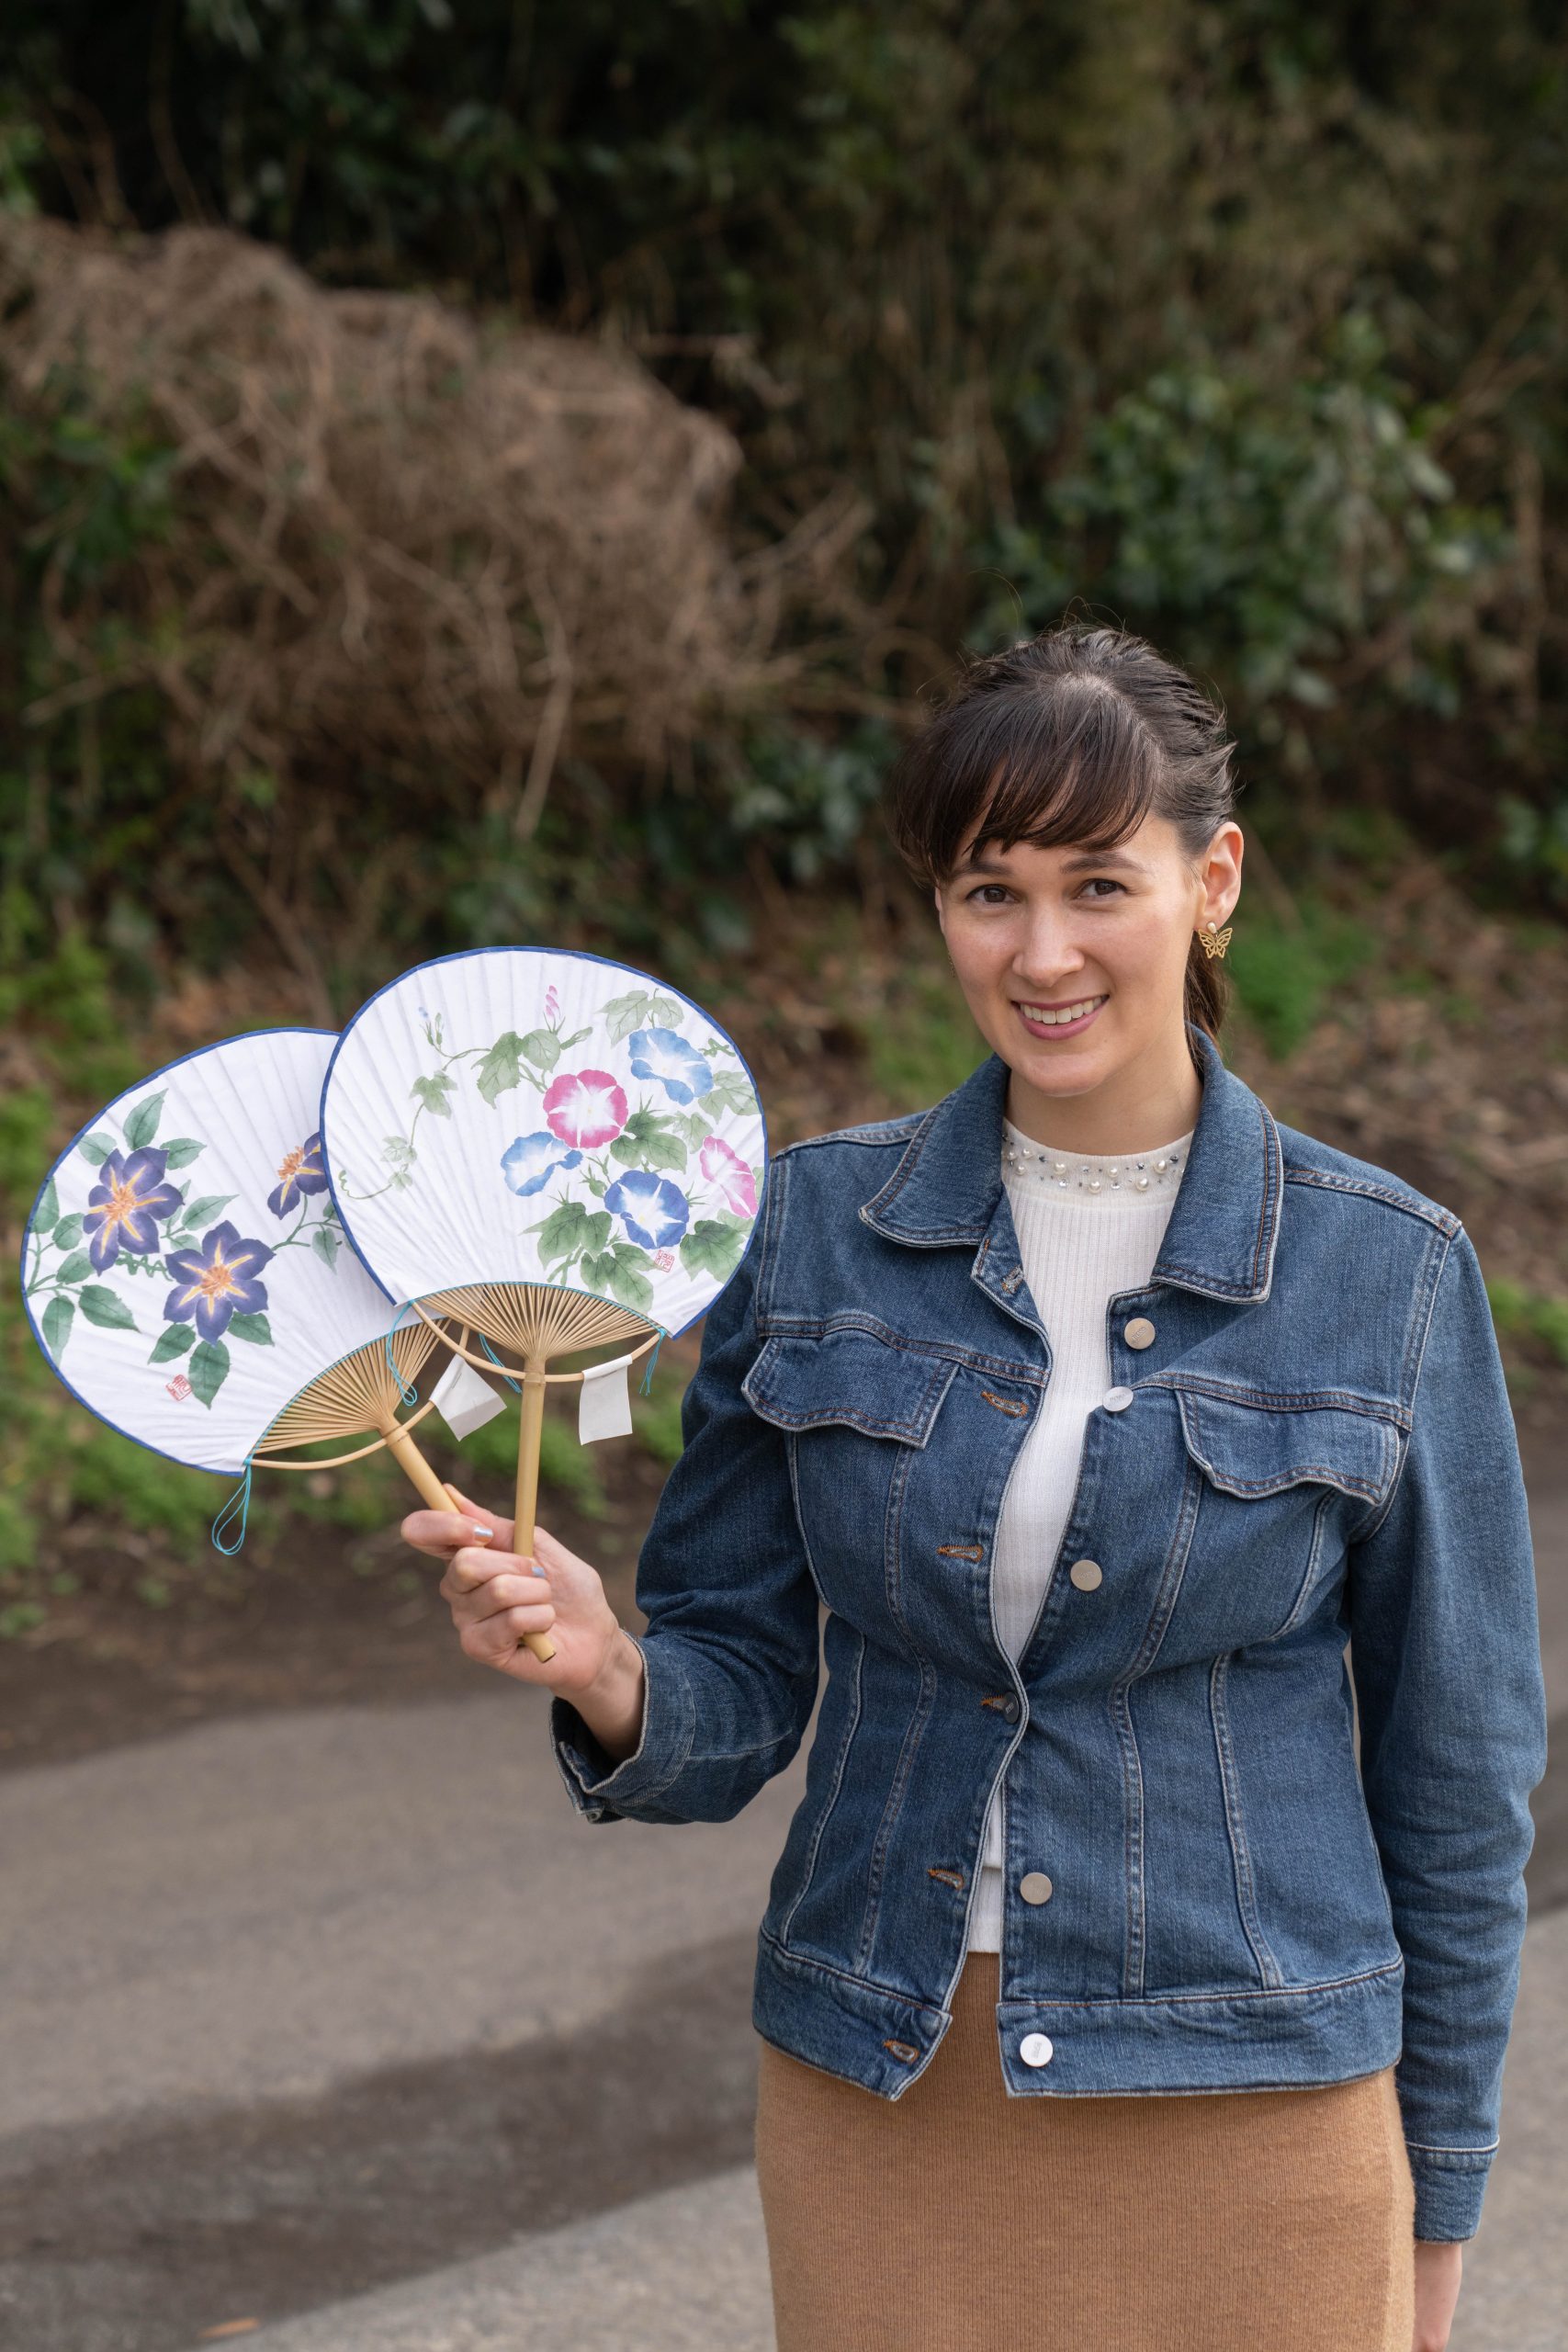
[1002,1117,1196,1199]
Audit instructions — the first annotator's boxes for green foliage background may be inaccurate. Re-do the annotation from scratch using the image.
[2,1,1566,1612]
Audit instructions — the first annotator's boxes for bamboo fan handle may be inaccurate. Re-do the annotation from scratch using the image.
[511,1357,557,1662]
[382,1415,555,1660]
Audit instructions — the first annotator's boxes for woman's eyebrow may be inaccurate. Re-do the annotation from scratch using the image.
[957,846,1152,876]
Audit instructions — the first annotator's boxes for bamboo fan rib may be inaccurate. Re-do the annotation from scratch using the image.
[254,1320,442,1450]
[423,1283,652,1363]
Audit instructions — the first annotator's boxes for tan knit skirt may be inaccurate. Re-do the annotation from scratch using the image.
[754,1949,1416,2352]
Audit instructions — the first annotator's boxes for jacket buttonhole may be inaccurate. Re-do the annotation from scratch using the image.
[927,1865,965,1891]
[936,1543,985,1561]
[883,2038,920,2064]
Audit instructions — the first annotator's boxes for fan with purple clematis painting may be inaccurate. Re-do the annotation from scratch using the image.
[320,947,768,1658]
[18,1032,485,1547]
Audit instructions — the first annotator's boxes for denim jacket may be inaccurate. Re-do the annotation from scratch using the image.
[550,1021,1547,2241]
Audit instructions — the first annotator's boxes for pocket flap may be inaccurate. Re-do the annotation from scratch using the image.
[1176,1388,1402,1506]
[742,1329,959,1446]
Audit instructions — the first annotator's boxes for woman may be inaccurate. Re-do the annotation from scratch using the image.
[402,624,1546,2352]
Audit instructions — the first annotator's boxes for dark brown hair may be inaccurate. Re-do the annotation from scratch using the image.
[885,621,1240,1046]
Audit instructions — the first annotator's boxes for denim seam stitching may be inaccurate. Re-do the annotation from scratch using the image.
[780,1619,863,1947]
[1210,1651,1286,1990]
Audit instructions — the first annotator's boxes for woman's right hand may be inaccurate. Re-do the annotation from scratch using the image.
[400,1487,626,1707]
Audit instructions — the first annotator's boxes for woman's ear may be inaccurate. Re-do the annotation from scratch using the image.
[932,884,946,937]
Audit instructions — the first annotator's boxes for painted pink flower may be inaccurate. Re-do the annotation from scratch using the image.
[545,984,561,1021]
[543,1069,628,1149]
[699,1134,757,1216]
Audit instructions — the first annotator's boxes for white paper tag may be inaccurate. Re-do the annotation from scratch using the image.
[429,1352,508,1443]
[579,1350,638,1443]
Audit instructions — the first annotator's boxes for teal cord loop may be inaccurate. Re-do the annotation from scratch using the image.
[477,1332,522,1395]
[383,1301,419,1406]
[211,1457,254,1555]
[638,1336,663,1396]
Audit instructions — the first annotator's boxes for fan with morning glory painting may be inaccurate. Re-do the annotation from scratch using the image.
[320,948,768,1656]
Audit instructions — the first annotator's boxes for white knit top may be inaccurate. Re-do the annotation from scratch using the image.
[964,1112,1197,1953]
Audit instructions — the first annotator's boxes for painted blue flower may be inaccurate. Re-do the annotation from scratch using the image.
[267,1131,329,1218]
[83,1146,184,1271]
[604,1170,690,1250]
[501,1130,584,1197]
[626,1027,713,1105]
[163,1221,275,1344]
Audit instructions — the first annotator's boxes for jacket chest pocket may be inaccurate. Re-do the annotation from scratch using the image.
[741,1329,959,1605]
[1168,1387,1405,1646]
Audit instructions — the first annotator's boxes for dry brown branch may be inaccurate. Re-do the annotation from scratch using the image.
[0,219,863,822]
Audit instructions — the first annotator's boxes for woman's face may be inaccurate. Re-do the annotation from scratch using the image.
[933,808,1243,1115]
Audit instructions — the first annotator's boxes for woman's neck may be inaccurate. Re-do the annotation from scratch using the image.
[1004,1050,1202,1159]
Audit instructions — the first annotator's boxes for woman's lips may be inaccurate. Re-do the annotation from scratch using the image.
[1014,994,1109,1040]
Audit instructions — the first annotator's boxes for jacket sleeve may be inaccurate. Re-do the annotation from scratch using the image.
[547,1217,822,1826]
[1346,1221,1548,2242]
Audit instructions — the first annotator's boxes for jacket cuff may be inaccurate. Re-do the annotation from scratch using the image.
[547,1634,694,1823]
[1408,2143,1495,2242]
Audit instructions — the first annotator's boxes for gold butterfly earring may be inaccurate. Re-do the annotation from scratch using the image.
[1199,916,1232,961]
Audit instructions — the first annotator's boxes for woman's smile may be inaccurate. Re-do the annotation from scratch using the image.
[1013,991,1110,1039]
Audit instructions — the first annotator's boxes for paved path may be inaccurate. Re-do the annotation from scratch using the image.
[2,1457,1563,2349]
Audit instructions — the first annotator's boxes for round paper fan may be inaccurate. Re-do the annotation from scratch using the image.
[321,946,768,1647]
[18,1031,462,1542]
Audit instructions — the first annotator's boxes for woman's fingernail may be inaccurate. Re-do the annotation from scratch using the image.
[471,1524,494,1541]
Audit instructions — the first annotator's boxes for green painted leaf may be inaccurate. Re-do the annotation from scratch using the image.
[537,1200,611,1269]
[41,1295,73,1359]
[678,1113,713,1148]
[579,1248,616,1291]
[53,1214,85,1248]
[149,1323,195,1363]
[123,1091,166,1150]
[187,1340,230,1408]
[705,1071,759,1117]
[602,989,653,1044]
[312,1225,341,1267]
[611,1119,686,1176]
[519,1026,560,1072]
[179,1194,236,1232]
[411,1072,456,1115]
[54,1250,93,1285]
[162,1137,206,1168]
[603,1252,654,1313]
[78,1285,137,1330]
[77,1132,116,1166]
[557,1026,592,1049]
[228,1311,274,1345]
[649,995,685,1028]
[680,1219,747,1282]
[584,1176,607,1197]
[476,1031,525,1106]
[36,1176,58,1228]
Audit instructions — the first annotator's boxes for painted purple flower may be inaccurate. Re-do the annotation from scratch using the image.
[502,1130,584,1197]
[83,1147,184,1272]
[267,1131,329,1218]
[604,1170,689,1251]
[163,1221,275,1344]
[626,1027,713,1106]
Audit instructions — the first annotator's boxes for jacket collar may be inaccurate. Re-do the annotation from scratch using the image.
[858,1021,1283,1304]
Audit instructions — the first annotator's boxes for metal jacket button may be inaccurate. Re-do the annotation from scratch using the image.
[1020,1871,1054,1904]
[1123,1317,1156,1348]
[1020,2032,1055,2066]
[1069,1558,1103,1591]
[1102,1385,1134,1411]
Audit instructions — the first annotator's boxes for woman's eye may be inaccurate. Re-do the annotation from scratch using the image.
[1079,877,1126,899]
[967,884,1013,905]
